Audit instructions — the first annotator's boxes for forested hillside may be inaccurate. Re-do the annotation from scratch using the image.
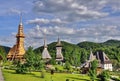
[0,46,10,55]
[0,46,10,61]
[1,39,120,70]
[34,39,120,70]
[34,41,88,65]
[103,39,120,47]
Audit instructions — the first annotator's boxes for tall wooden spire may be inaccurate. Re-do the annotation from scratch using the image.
[56,36,62,47]
[42,36,51,60]
[7,14,25,60]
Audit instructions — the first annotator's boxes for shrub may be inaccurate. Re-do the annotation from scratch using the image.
[15,61,28,74]
[41,70,45,78]
[51,69,54,75]
[66,79,69,81]
[98,70,110,81]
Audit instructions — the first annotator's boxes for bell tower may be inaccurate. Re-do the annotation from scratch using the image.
[56,37,63,61]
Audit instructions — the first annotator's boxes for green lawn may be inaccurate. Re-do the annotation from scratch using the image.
[2,69,90,81]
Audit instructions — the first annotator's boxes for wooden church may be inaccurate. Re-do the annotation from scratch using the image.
[7,16,26,61]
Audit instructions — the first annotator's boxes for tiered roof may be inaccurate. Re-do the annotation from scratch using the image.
[56,37,63,61]
[7,14,25,60]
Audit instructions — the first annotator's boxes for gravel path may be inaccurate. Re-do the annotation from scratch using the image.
[0,67,4,81]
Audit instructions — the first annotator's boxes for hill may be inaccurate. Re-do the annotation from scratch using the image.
[103,39,120,47]
[34,41,81,56]
[77,41,103,50]
[34,39,120,67]
[0,45,10,54]
[34,41,86,65]
[77,39,120,49]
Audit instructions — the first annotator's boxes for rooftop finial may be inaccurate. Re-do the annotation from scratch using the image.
[44,34,47,48]
[20,12,22,25]
[56,35,62,46]
[58,35,60,42]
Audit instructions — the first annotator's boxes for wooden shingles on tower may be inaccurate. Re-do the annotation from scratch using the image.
[56,37,63,61]
[7,15,26,61]
[42,37,51,61]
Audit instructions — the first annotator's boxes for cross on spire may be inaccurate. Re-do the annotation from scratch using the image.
[44,34,47,48]
[56,35,62,46]
[19,13,22,25]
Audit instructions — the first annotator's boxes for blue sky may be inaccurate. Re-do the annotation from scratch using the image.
[0,0,120,48]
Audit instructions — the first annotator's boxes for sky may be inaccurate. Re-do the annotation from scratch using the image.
[0,0,120,48]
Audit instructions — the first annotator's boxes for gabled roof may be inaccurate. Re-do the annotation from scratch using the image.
[89,51,95,61]
[95,51,111,64]
[81,51,112,68]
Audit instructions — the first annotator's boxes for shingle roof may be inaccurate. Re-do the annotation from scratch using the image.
[42,37,51,60]
[81,51,112,68]
[95,50,111,64]
[56,52,63,61]
[42,48,51,59]
[56,37,62,47]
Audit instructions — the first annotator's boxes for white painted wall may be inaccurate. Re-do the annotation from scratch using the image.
[103,64,112,71]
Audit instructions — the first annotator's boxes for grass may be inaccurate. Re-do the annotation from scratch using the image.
[2,69,90,81]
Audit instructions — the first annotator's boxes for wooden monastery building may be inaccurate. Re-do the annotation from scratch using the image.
[81,50,113,74]
[7,16,25,61]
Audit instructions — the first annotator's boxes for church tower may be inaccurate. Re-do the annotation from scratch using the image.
[42,37,51,61]
[7,15,25,60]
[56,37,63,61]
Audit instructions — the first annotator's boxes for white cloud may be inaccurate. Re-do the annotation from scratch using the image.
[24,25,120,48]
[0,35,16,47]
[33,0,108,22]
[27,18,66,25]
[1,0,120,48]
[9,8,21,14]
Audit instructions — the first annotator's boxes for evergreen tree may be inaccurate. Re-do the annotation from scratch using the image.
[25,46,44,72]
[80,50,87,63]
[88,60,98,81]
[64,61,71,71]
[99,70,110,81]
[0,47,7,62]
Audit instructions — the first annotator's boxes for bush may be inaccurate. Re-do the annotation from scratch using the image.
[64,61,71,71]
[15,61,28,74]
[98,70,110,81]
[41,70,45,78]
[111,77,120,81]
[66,79,69,81]
[51,69,54,75]
[54,65,64,73]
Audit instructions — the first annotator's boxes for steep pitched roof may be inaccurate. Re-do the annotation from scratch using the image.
[7,45,17,59]
[89,51,95,61]
[95,51,111,64]
[42,48,51,59]
[81,51,112,68]
[42,37,51,60]
[56,37,62,47]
